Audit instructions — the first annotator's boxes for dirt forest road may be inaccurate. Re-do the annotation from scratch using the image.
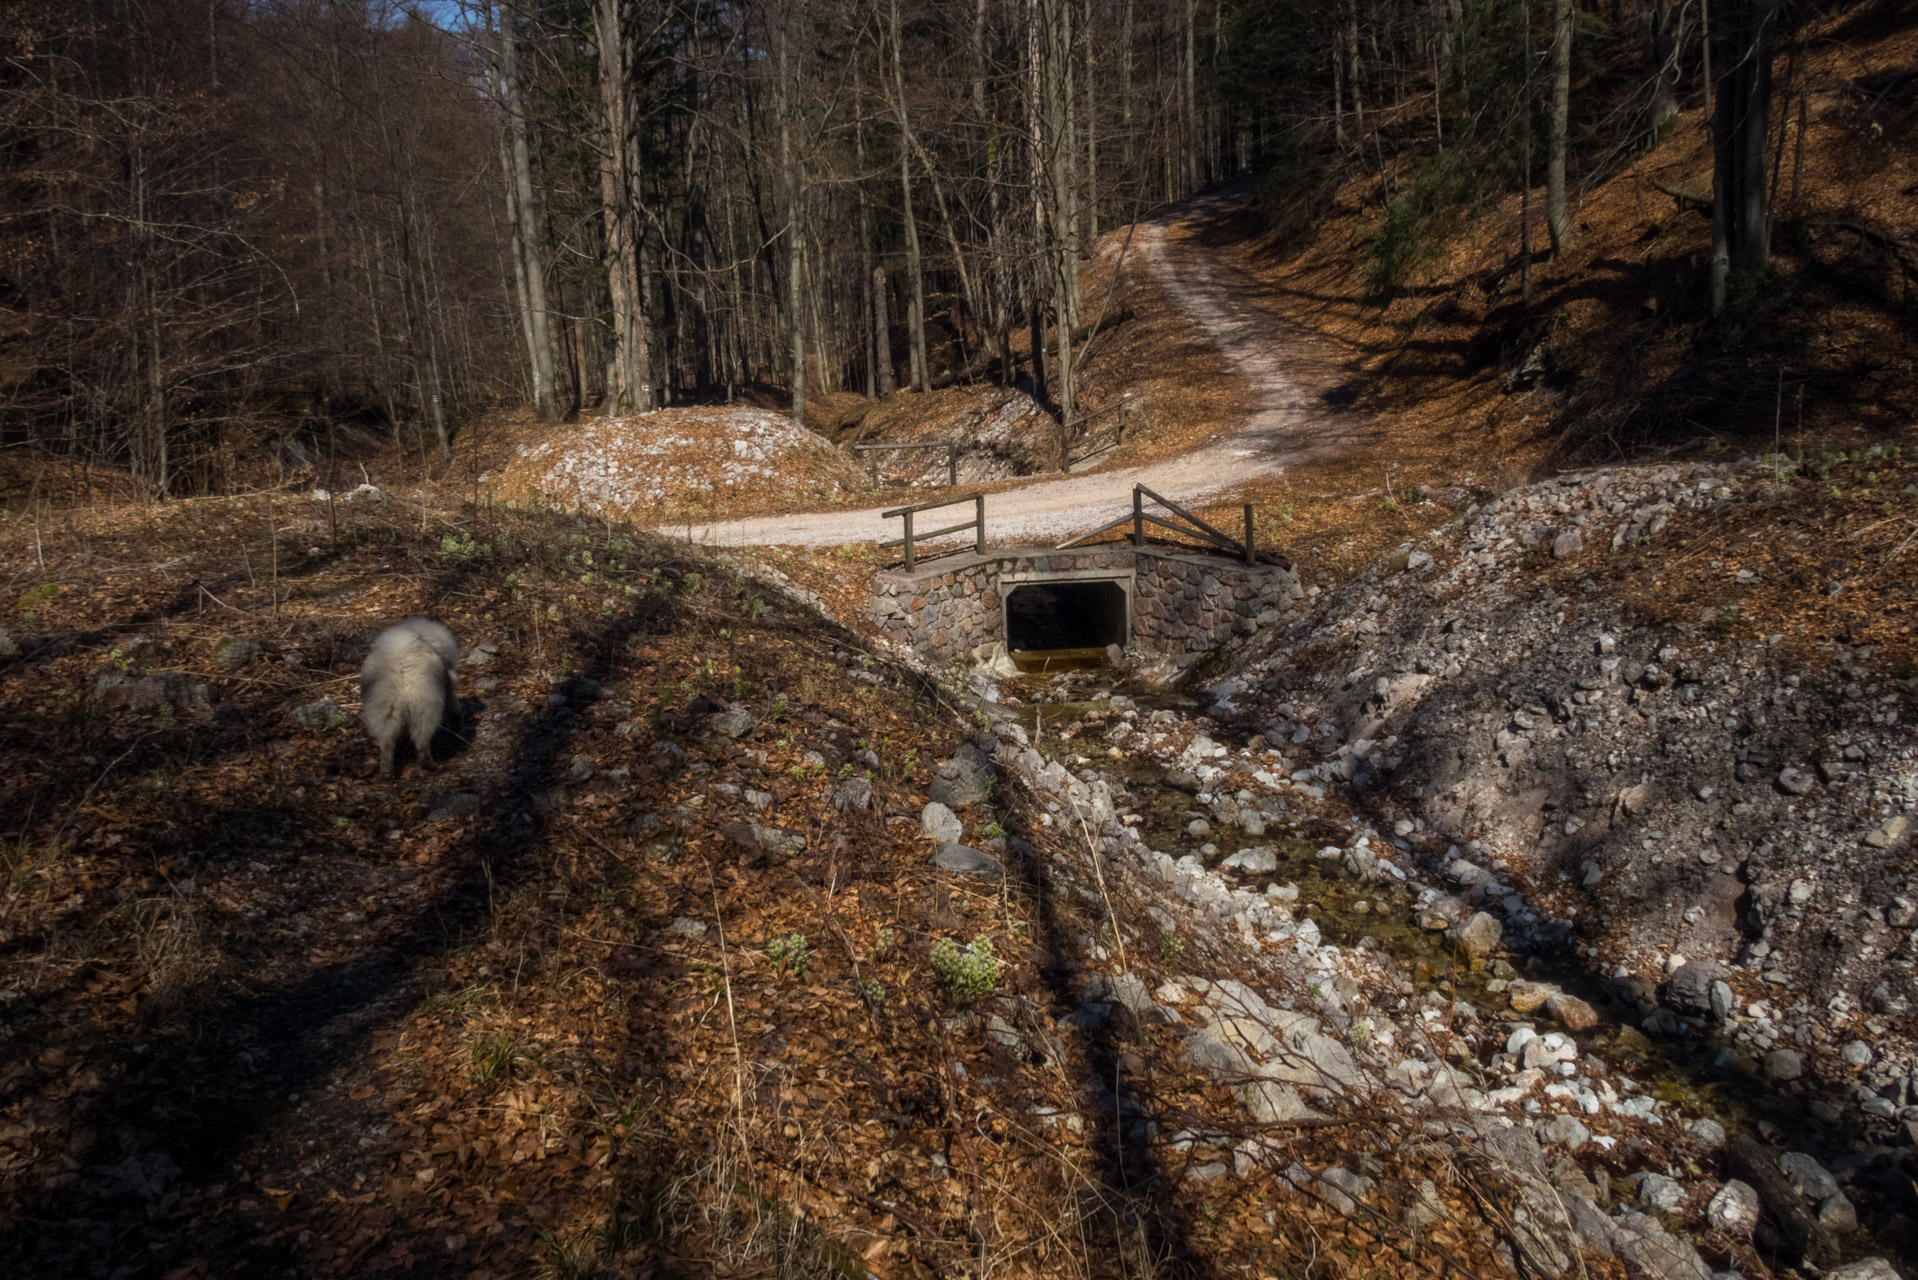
[680,194,1349,550]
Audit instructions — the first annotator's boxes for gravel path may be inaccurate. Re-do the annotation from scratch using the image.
[678,195,1347,550]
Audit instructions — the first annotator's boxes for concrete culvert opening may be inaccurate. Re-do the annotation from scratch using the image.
[1005,580,1128,652]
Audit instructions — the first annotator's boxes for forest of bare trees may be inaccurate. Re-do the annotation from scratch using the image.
[1,0,1799,493]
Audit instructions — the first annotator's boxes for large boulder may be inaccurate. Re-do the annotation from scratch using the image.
[929,843,1004,879]
[921,802,963,843]
[1450,912,1504,962]
[1662,961,1727,1016]
[1610,1212,1712,1280]
[929,743,997,808]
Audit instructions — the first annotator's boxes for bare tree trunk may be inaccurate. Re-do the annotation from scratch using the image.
[1522,0,1535,303]
[778,6,805,422]
[1184,0,1199,194]
[1346,0,1364,143]
[856,62,879,398]
[1709,0,1775,317]
[1120,0,1134,174]
[1547,0,1574,256]
[1333,37,1345,149]
[873,266,895,396]
[1043,0,1080,432]
[595,0,649,416]
[1643,0,1681,134]
[498,131,538,402]
[498,10,557,421]
[1084,0,1098,240]
[973,0,989,118]
[888,0,929,392]
[1026,0,1050,406]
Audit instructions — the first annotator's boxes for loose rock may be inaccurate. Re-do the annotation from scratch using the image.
[921,802,963,843]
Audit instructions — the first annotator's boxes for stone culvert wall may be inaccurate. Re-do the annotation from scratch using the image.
[866,545,1303,666]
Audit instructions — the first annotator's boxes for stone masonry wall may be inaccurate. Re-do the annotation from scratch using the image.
[865,546,1303,667]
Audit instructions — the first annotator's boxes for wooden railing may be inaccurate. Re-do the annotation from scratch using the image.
[853,440,959,489]
[1056,483,1265,565]
[1060,398,1132,471]
[880,492,985,570]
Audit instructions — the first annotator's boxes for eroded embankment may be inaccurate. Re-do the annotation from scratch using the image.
[952,631,1914,1277]
[857,457,1918,1280]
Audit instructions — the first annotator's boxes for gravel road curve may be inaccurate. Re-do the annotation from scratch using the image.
[677,195,1347,550]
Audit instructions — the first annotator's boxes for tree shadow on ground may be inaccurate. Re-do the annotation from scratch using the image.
[0,515,1224,1278]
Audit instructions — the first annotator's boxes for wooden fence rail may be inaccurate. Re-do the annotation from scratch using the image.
[1057,484,1263,566]
[880,492,985,570]
[853,441,959,489]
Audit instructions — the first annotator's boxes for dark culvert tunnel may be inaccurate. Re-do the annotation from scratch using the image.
[1005,580,1129,651]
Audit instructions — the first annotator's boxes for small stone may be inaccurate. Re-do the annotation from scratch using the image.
[1450,912,1503,961]
[1706,1180,1759,1236]
[1766,1049,1805,1080]
[930,743,996,807]
[1185,1161,1229,1182]
[1547,993,1599,1031]
[707,705,754,738]
[1541,1114,1590,1149]
[1553,529,1585,558]
[668,916,708,939]
[1776,767,1815,796]
[750,824,807,854]
[1319,1166,1374,1214]
[1709,981,1735,1023]
[921,802,963,843]
[929,843,1005,880]
[290,698,343,728]
[1778,1152,1839,1201]
[211,636,262,670]
[1664,961,1728,1016]
[1818,1193,1858,1230]
[1841,1040,1873,1068]
[1788,878,1814,906]
[1186,818,1212,836]
[1403,1179,1447,1231]
[1863,816,1909,849]
[1826,1261,1903,1280]
[1220,846,1278,873]
[832,777,873,812]
[425,793,481,824]
[1507,980,1559,1013]
[1634,1172,1688,1211]
[1687,1118,1727,1149]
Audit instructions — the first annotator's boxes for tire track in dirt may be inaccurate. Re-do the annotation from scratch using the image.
[678,194,1351,550]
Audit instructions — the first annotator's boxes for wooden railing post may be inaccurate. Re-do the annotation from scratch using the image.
[1244,505,1256,565]
[1132,486,1144,547]
[948,444,958,488]
[974,493,985,554]
[870,451,879,488]
[903,510,916,571]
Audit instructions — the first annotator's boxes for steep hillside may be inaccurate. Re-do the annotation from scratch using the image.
[1211,449,1918,1140]
[0,482,1536,1279]
[1235,0,1918,480]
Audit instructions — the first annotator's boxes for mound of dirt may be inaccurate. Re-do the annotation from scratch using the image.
[1216,454,1918,1054]
[491,406,859,518]
[827,384,1060,483]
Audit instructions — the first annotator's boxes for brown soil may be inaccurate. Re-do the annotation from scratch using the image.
[0,482,1520,1280]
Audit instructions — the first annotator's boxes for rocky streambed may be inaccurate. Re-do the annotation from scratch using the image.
[913,646,1917,1280]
